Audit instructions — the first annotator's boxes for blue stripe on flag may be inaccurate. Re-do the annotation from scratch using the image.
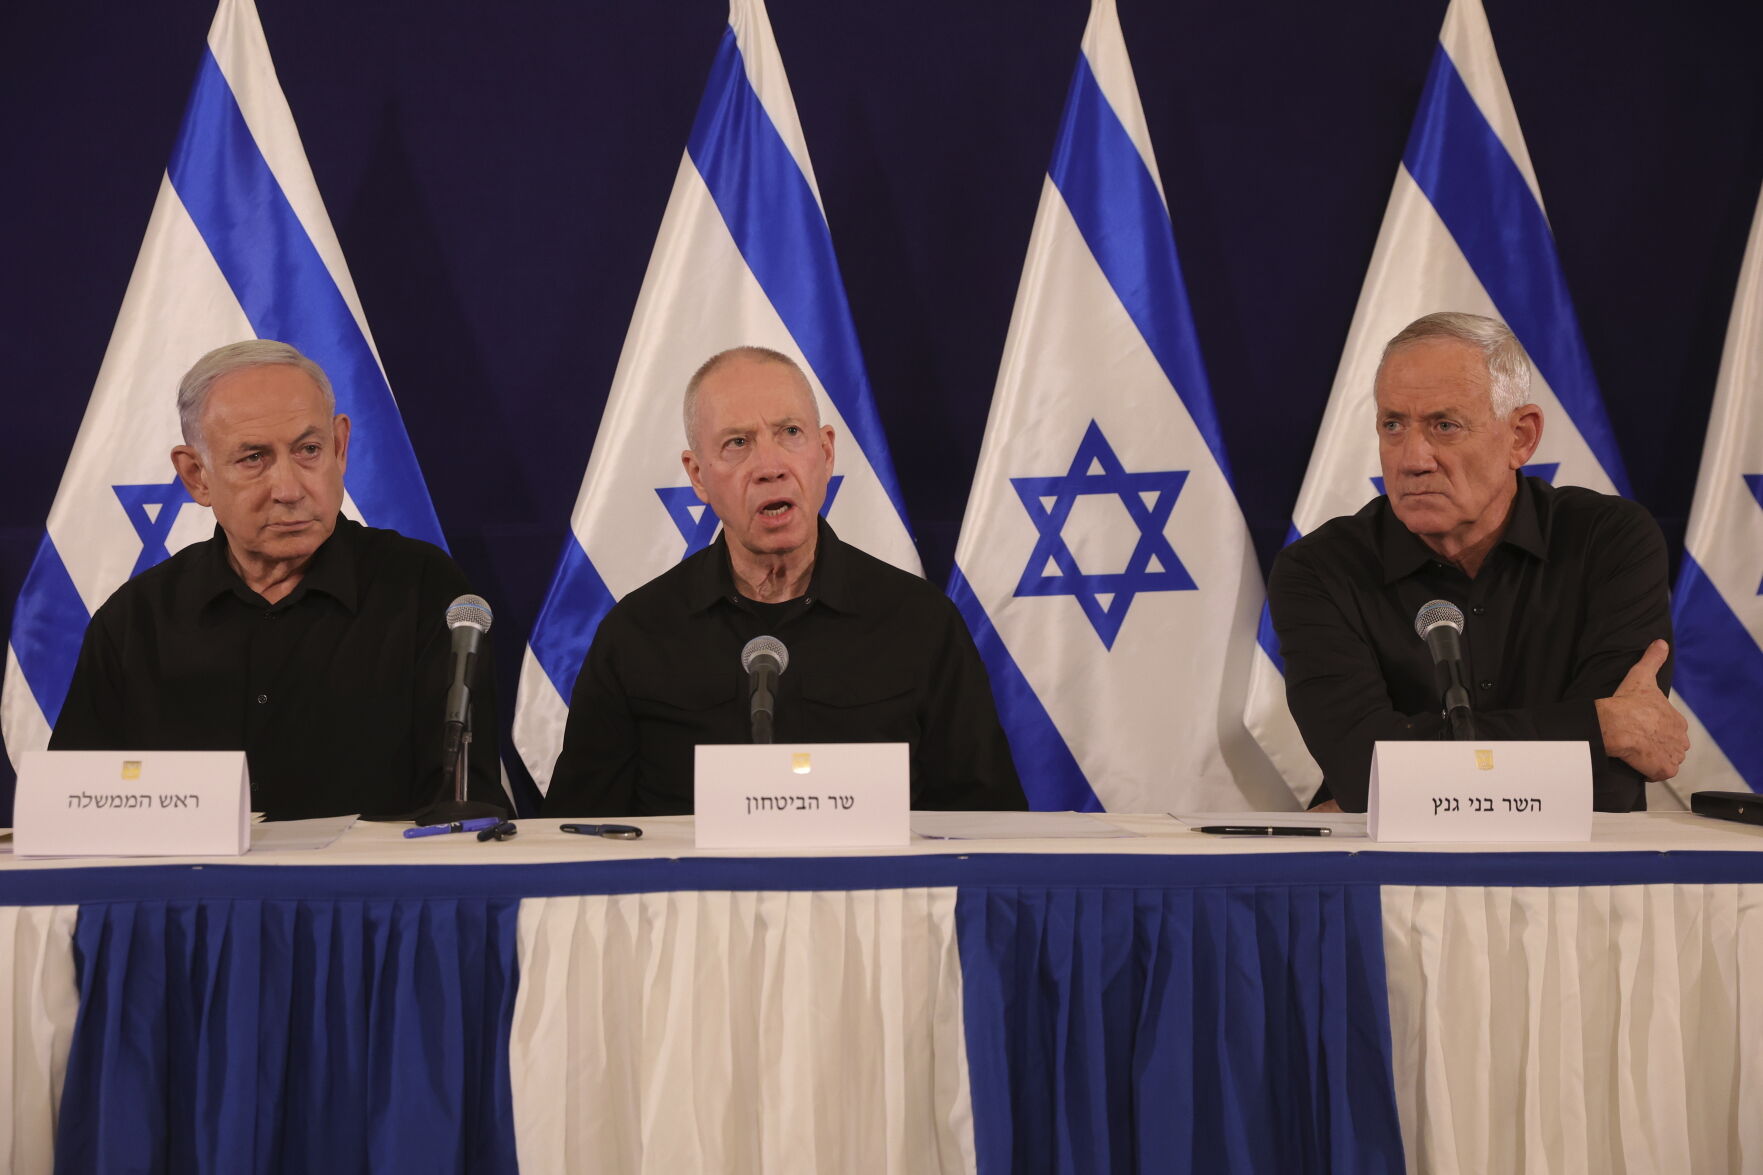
[1256,601,1285,675]
[685,29,915,531]
[1671,552,1763,792]
[1048,56,1234,486]
[529,537,618,703]
[949,564,1099,811]
[11,535,91,729]
[1258,524,1302,670]
[1402,47,1630,496]
[168,49,445,549]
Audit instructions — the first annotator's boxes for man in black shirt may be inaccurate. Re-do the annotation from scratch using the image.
[543,346,1025,816]
[50,341,500,820]
[1268,313,1688,812]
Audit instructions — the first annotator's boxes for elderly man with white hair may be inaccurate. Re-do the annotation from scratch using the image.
[1268,312,1688,813]
[50,340,502,820]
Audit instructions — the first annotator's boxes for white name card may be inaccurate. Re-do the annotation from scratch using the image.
[13,750,251,858]
[1368,740,1592,842]
[695,742,909,849]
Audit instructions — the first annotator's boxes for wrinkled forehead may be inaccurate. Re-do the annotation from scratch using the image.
[203,365,333,437]
[1373,339,1493,413]
[697,358,819,428]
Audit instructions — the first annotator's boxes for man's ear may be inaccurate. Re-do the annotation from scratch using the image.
[681,448,709,504]
[1509,404,1544,468]
[171,445,213,507]
[332,414,351,473]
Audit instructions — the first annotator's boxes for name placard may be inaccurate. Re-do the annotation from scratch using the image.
[1367,740,1592,843]
[13,750,251,858]
[695,742,909,849]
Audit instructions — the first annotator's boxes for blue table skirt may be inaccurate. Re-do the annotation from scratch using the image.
[10,851,1760,1174]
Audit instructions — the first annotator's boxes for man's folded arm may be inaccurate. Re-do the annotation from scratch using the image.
[1269,549,1444,810]
[1271,503,1672,810]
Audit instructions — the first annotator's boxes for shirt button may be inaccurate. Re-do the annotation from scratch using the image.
[1478,681,1493,691]
[256,693,270,705]
[1471,606,1486,616]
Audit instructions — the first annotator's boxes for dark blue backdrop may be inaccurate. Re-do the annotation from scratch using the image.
[3,1,1761,811]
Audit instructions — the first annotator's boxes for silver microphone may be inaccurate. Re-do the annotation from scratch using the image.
[1413,599,1474,739]
[443,594,492,747]
[741,636,788,744]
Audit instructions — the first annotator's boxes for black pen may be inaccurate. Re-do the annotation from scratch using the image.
[559,823,643,840]
[1196,825,1331,837]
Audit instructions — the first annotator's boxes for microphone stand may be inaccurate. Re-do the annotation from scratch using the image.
[1434,656,1477,740]
[1443,682,1476,740]
[414,698,506,825]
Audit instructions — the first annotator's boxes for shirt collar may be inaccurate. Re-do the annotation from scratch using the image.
[1377,472,1547,583]
[686,516,855,613]
[190,515,360,613]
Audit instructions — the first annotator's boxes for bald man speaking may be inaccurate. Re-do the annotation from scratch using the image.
[543,346,1025,817]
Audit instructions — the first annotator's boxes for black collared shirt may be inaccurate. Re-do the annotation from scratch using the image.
[50,518,502,820]
[543,520,1027,816]
[1267,476,1672,812]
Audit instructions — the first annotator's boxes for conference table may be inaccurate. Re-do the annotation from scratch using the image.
[2,811,1760,1174]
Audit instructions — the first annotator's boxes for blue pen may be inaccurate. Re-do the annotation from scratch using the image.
[404,817,502,839]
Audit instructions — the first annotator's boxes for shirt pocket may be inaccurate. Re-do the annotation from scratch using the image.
[624,673,742,717]
[792,665,919,742]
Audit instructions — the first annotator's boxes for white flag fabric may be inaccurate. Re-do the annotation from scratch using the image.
[513,0,920,793]
[2,0,443,767]
[948,0,1289,813]
[1243,0,1630,804]
[1667,183,1763,797]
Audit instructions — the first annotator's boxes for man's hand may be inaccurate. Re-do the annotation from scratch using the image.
[1594,639,1689,781]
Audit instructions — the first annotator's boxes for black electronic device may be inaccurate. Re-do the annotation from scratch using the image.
[1690,791,1763,827]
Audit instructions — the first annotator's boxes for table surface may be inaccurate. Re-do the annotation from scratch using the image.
[5,810,1763,872]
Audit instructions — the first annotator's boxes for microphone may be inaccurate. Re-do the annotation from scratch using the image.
[442,595,493,765]
[741,635,789,744]
[413,594,505,826]
[1413,599,1475,740]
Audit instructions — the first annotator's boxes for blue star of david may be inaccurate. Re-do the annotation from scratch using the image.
[1010,420,1194,650]
[1745,474,1763,594]
[655,475,845,557]
[1371,461,1558,497]
[113,478,194,576]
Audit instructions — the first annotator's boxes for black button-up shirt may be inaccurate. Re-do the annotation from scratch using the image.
[543,520,1026,816]
[50,518,501,819]
[1267,476,1672,812]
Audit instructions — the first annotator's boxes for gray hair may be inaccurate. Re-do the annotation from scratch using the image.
[177,340,335,455]
[1378,312,1534,418]
[682,345,816,450]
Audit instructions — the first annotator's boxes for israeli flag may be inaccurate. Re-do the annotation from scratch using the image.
[512,0,920,793]
[1,0,443,769]
[948,0,1288,813]
[1243,0,1630,803]
[1667,183,1763,797]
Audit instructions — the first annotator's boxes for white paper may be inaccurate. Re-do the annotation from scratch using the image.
[695,743,909,848]
[1368,740,1592,842]
[13,750,250,857]
[250,815,358,852]
[910,811,1135,840]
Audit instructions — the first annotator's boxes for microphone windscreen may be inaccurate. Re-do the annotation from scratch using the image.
[1413,598,1465,640]
[447,594,493,634]
[741,634,789,675]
